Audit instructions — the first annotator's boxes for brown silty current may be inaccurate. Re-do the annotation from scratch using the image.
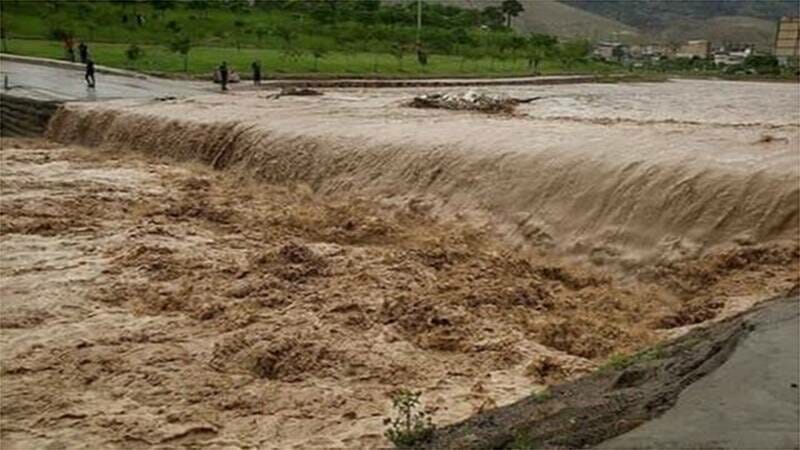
[1,79,798,449]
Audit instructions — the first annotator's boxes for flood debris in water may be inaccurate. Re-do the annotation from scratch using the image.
[406,91,541,114]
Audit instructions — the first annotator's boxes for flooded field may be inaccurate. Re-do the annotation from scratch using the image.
[1,80,799,448]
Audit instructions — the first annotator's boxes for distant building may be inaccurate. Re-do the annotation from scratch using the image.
[775,17,799,66]
[676,40,711,59]
[593,41,627,61]
[641,44,672,60]
[713,46,753,66]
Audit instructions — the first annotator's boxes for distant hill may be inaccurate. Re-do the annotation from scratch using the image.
[431,0,640,41]
[660,16,779,49]
[560,0,798,29]
[560,0,799,48]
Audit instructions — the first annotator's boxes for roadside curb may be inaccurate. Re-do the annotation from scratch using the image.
[0,53,147,79]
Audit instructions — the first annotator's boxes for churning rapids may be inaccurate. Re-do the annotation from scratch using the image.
[47,79,799,262]
[1,79,798,449]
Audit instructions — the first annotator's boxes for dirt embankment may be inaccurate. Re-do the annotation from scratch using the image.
[423,296,799,450]
[1,137,797,449]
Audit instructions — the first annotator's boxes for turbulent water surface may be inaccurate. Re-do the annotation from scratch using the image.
[48,80,800,262]
[1,79,797,449]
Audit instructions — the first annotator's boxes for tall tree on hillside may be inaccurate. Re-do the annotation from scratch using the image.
[324,0,339,27]
[151,0,174,19]
[168,34,192,72]
[187,0,210,19]
[525,33,557,73]
[501,0,524,27]
[481,6,505,30]
[233,19,245,51]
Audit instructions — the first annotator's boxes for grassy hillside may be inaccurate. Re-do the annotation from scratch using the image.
[5,37,617,78]
[0,1,617,77]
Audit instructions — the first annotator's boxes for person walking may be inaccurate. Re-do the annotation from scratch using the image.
[219,61,229,91]
[251,61,261,86]
[85,58,96,89]
[78,41,89,64]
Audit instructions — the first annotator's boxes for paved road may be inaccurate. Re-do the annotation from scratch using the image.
[0,60,208,101]
[598,296,800,450]
[1,57,603,102]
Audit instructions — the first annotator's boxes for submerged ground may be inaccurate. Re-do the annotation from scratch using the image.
[1,79,799,449]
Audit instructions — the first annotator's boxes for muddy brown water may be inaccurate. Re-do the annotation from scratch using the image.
[46,80,799,262]
[1,80,798,449]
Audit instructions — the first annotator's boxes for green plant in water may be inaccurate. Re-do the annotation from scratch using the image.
[384,389,434,447]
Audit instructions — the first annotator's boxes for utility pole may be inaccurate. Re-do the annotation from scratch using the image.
[416,0,422,44]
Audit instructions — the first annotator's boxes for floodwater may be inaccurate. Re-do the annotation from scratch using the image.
[1,79,798,449]
[48,79,800,261]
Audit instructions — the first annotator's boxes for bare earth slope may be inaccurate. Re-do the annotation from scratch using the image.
[438,0,639,40]
[660,16,778,50]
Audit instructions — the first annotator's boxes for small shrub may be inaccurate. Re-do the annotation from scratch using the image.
[125,43,143,65]
[384,389,434,447]
[530,388,551,403]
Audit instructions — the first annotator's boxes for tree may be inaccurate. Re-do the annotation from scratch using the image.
[275,25,301,61]
[481,6,505,30]
[168,35,191,72]
[507,35,527,67]
[275,25,295,48]
[255,26,269,45]
[525,33,557,72]
[323,0,339,27]
[501,0,524,28]
[125,43,143,68]
[0,19,9,53]
[233,19,245,51]
[150,0,174,19]
[391,42,408,70]
[187,0,210,19]
[47,19,76,62]
[558,39,591,69]
[743,54,780,75]
[308,38,331,72]
[226,0,250,15]
[166,20,181,33]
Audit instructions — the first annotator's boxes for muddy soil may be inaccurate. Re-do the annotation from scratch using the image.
[0,138,797,449]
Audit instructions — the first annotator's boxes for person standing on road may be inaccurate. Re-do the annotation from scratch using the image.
[78,42,89,64]
[251,61,261,86]
[85,59,96,89]
[219,61,229,91]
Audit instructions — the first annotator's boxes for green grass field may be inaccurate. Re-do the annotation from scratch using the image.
[3,37,618,79]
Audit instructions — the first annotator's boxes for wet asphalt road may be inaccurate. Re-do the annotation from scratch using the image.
[598,296,800,450]
[0,60,208,101]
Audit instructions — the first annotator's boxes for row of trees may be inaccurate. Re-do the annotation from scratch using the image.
[146,0,527,30]
[22,0,533,53]
[5,0,597,74]
[151,30,588,74]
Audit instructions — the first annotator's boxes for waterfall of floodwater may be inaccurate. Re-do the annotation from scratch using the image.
[46,101,799,265]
